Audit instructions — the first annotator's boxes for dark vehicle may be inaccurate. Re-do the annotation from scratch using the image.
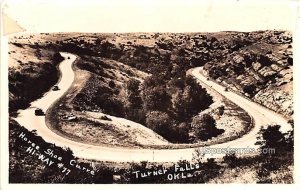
[52,85,60,91]
[35,108,45,116]
[224,87,228,92]
[67,56,70,59]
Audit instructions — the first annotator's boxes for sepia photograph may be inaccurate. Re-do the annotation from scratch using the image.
[1,0,299,188]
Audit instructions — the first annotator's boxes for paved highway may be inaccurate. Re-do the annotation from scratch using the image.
[14,53,291,162]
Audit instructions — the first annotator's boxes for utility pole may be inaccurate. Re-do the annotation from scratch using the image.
[153,150,154,161]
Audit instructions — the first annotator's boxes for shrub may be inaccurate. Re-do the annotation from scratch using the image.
[100,115,112,121]
[191,114,224,141]
[173,77,213,120]
[145,111,172,137]
[255,125,287,156]
[243,84,256,96]
[108,80,116,88]
[223,152,239,168]
[218,105,225,116]
[287,57,293,65]
[145,111,191,143]
[142,86,172,112]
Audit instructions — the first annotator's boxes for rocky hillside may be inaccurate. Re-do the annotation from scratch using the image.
[204,31,292,117]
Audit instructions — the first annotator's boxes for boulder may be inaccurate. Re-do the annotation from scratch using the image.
[252,62,261,71]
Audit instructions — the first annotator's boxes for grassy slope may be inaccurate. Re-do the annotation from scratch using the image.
[8,37,64,114]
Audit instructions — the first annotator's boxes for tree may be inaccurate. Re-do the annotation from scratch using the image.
[258,54,273,67]
[192,114,223,141]
[286,120,294,152]
[108,80,116,88]
[185,77,213,114]
[287,57,293,65]
[173,122,190,143]
[145,111,189,142]
[126,78,142,109]
[178,48,186,57]
[172,90,187,120]
[218,105,225,116]
[173,77,213,120]
[255,125,287,156]
[223,152,239,168]
[142,86,171,112]
[255,124,294,183]
[145,111,173,139]
[243,84,256,96]
[95,38,102,46]
[52,52,64,65]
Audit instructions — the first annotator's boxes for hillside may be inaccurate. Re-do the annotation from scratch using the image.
[9,31,291,147]
[8,31,293,184]
[203,31,292,117]
[8,35,64,114]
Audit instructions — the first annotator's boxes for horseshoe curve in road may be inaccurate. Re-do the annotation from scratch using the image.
[14,52,291,162]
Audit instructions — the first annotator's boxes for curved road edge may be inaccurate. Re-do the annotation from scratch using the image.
[13,53,292,162]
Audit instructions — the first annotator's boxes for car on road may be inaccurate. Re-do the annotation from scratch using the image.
[52,85,60,91]
[224,87,228,92]
[62,114,77,121]
[35,108,45,116]
[67,56,70,59]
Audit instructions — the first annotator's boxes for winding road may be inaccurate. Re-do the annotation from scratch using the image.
[14,52,292,162]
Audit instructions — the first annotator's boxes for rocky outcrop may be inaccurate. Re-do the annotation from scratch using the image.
[204,31,293,118]
[254,88,293,116]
